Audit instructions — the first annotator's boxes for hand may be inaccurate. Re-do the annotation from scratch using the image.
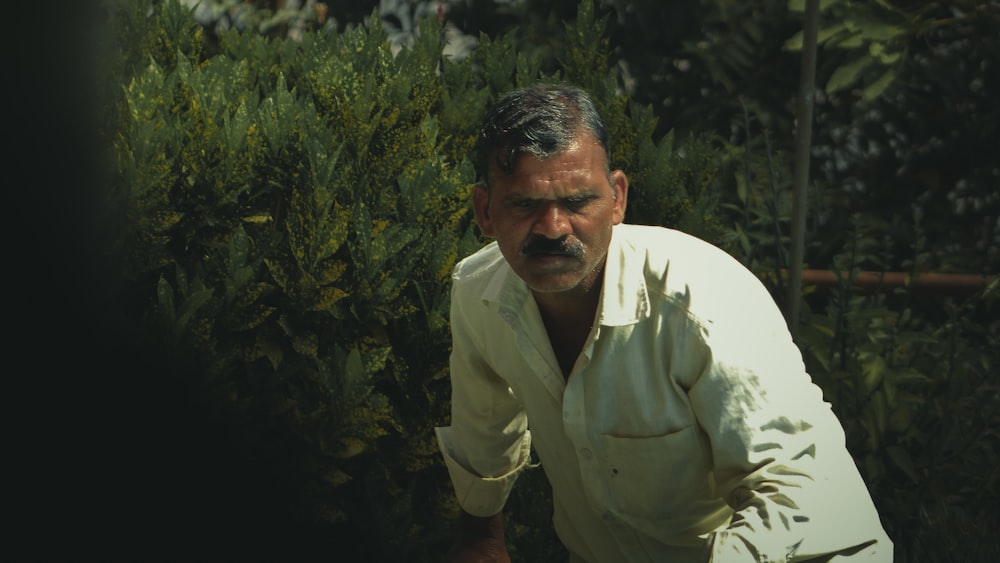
[442,510,511,563]
[442,538,512,563]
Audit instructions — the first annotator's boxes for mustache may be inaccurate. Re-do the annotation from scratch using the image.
[520,236,585,259]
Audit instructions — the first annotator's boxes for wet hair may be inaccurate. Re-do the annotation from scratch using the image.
[476,83,611,186]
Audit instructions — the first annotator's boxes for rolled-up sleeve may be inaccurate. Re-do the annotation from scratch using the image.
[435,277,532,517]
[436,426,532,517]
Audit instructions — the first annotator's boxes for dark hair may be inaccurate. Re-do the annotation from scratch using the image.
[476,83,610,185]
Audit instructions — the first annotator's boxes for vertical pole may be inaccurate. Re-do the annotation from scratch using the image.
[786,0,820,339]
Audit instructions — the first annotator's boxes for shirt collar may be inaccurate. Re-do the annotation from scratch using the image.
[481,225,651,327]
[597,224,650,326]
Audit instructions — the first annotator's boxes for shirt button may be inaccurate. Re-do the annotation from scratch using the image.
[580,448,592,460]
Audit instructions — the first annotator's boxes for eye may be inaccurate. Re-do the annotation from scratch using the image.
[564,195,595,212]
[510,199,538,209]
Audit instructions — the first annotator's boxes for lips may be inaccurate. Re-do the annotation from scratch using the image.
[525,250,576,259]
[520,236,585,259]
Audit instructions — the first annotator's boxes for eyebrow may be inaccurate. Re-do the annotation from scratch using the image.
[503,190,601,203]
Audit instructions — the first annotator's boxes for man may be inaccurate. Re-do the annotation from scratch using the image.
[435,83,892,562]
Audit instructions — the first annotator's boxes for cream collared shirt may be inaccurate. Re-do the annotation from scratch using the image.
[436,224,892,562]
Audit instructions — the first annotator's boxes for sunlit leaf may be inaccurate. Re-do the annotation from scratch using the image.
[862,68,897,101]
[869,42,901,64]
[323,467,353,486]
[332,437,368,459]
[829,32,864,49]
[846,14,906,41]
[863,356,886,393]
[787,0,841,14]
[825,55,875,93]
[886,367,932,385]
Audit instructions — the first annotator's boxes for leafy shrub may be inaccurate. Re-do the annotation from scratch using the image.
[101,0,728,559]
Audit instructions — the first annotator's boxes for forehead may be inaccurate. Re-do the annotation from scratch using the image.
[489,135,608,192]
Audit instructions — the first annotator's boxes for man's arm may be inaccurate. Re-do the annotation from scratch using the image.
[682,261,893,561]
[437,271,528,562]
[443,510,511,563]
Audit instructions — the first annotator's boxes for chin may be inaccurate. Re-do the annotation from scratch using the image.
[523,274,586,294]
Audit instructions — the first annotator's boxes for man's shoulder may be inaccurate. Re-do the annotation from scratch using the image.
[616,223,728,260]
[452,241,505,283]
[616,223,760,297]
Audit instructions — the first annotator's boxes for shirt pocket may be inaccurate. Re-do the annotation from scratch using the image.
[595,425,716,520]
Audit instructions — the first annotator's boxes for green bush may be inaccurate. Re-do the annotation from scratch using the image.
[91,1,1000,561]
[102,0,728,559]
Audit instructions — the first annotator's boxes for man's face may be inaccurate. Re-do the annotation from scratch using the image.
[472,133,628,296]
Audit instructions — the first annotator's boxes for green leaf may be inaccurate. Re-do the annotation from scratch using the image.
[787,0,841,13]
[345,346,368,399]
[353,202,373,266]
[426,226,461,283]
[825,55,875,94]
[983,276,998,298]
[818,23,850,46]
[156,275,176,320]
[332,437,368,459]
[784,23,851,51]
[863,67,898,101]
[176,285,214,333]
[365,346,392,376]
[868,42,901,64]
[228,225,251,284]
[885,367,932,385]
[863,355,887,392]
[829,32,864,49]
[845,14,906,41]
[734,172,748,204]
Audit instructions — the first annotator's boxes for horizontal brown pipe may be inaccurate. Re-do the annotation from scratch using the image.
[763,270,996,296]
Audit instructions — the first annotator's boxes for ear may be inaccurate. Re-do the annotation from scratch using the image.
[610,170,628,224]
[471,183,496,237]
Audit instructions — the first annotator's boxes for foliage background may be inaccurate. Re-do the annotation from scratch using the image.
[12,1,997,562]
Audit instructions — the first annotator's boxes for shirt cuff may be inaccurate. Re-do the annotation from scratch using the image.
[435,426,532,517]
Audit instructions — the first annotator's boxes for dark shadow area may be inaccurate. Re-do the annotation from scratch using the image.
[10,2,338,559]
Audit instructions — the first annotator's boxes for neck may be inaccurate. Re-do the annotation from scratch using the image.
[533,272,603,379]
[531,265,604,327]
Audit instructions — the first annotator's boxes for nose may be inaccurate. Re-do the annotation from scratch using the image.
[532,201,571,239]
